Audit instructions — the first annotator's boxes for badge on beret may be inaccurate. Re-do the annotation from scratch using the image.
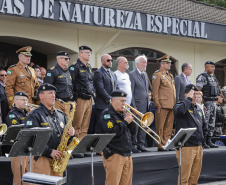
[81,47,83,50]
[47,73,51,77]
[60,122,64,128]
[70,67,75,70]
[121,93,124,96]
[107,121,113,128]
[152,75,156,79]
[12,119,17,124]
[192,86,194,89]
[26,121,32,126]
[9,114,15,119]
[7,71,11,75]
[104,114,110,119]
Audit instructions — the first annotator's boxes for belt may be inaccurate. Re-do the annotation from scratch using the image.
[79,93,92,100]
[183,143,201,147]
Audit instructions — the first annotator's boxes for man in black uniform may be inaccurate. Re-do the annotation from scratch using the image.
[174,84,208,185]
[44,51,73,118]
[69,46,94,153]
[24,83,75,176]
[196,61,219,148]
[99,90,135,185]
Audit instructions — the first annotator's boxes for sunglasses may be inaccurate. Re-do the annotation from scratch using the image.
[106,59,113,62]
[60,57,70,61]
[0,74,7,76]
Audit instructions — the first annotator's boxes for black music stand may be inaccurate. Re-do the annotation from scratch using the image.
[163,128,197,185]
[72,134,116,185]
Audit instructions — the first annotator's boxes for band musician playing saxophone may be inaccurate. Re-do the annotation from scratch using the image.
[99,90,136,185]
[24,83,75,176]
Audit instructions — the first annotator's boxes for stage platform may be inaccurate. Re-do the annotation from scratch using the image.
[0,147,226,185]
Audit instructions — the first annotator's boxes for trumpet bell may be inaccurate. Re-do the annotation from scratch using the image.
[0,124,7,136]
[141,112,154,127]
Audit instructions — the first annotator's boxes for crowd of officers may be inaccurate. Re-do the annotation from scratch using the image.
[0,45,225,185]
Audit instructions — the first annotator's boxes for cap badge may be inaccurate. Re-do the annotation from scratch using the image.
[121,93,124,96]
[43,86,45,90]
[65,53,67,55]
[192,86,194,89]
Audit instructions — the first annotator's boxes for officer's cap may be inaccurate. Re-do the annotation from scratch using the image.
[111,90,127,98]
[185,84,198,93]
[157,54,171,63]
[14,91,28,98]
[16,46,32,56]
[38,83,56,94]
[56,51,70,57]
[79,46,92,52]
[205,61,215,66]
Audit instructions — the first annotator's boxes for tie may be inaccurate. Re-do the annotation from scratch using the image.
[166,72,171,80]
[107,70,114,90]
[25,67,31,77]
[141,73,146,86]
[186,76,190,84]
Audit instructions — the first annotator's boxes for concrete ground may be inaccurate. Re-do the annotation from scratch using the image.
[200,181,226,185]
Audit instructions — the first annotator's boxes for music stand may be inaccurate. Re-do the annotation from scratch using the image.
[163,128,197,185]
[72,134,116,185]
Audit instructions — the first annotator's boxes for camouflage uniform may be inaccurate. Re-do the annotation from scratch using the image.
[214,104,226,136]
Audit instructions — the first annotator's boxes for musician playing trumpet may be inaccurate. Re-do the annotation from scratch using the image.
[98,90,136,185]
[24,83,75,176]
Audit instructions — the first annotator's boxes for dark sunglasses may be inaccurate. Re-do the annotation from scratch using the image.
[106,59,113,62]
[0,74,7,76]
[60,57,70,61]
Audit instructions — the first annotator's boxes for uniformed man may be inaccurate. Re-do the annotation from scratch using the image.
[44,51,73,118]
[24,83,75,176]
[99,90,135,185]
[174,84,208,185]
[6,91,29,185]
[196,61,219,148]
[152,55,176,151]
[5,46,39,108]
[69,46,94,154]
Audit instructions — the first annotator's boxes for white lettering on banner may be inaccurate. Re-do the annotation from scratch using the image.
[0,0,208,39]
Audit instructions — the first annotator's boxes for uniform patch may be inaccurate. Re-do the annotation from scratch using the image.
[41,123,50,126]
[116,120,122,123]
[107,121,113,128]
[70,67,75,70]
[188,110,193,113]
[80,70,85,72]
[199,111,202,117]
[152,75,156,79]
[12,119,17,124]
[60,122,64,128]
[47,73,51,77]
[7,71,11,75]
[26,121,32,126]
[20,117,26,120]
[9,97,13,101]
[58,75,64,78]
[104,114,111,119]
[9,114,15,119]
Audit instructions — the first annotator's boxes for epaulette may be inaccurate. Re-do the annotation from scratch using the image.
[154,70,160,73]
[8,64,16,68]
[72,61,77,65]
[50,66,55,70]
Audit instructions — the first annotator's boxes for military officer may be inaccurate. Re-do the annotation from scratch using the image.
[5,46,39,108]
[196,61,219,148]
[69,46,94,152]
[99,90,135,185]
[24,83,75,176]
[44,51,73,118]
[152,55,176,151]
[174,84,208,185]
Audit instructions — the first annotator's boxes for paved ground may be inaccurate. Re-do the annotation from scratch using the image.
[200,181,226,185]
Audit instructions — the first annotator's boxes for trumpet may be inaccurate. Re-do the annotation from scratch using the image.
[124,104,161,144]
[27,103,39,108]
[0,124,7,136]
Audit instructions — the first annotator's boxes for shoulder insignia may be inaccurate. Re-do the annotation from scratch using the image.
[104,114,111,119]
[154,70,160,73]
[8,64,16,68]
[26,121,32,126]
[72,61,77,65]
[9,114,15,119]
[50,66,55,70]
[70,66,75,71]
[47,73,51,77]
[107,121,113,128]
[41,123,50,126]
[12,119,17,124]
[152,75,157,80]
[7,71,12,75]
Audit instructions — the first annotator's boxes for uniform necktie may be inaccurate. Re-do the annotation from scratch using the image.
[166,72,171,80]
[141,73,146,87]
[25,67,31,77]
[107,70,114,90]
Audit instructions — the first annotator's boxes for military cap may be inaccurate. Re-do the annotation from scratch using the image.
[16,46,32,56]
[157,54,171,63]
[111,90,127,97]
[79,45,92,52]
[205,61,215,66]
[185,84,198,92]
[56,51,70,57]
[14,91,29,98]
[38,83,56,94]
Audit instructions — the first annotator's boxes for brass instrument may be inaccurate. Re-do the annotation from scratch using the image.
[124,104,161,144]
[27,103,39,108]
[0,124,7,136]
[51,102,79,173]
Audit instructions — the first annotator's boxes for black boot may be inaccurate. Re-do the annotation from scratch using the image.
[206,137,219,148]
[202,141,210,149]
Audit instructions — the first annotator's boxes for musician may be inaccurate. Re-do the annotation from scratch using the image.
[24,83,75,176]
[99,90,136,185]
[174,84,208,185]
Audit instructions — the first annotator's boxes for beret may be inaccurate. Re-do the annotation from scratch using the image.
[56,51,70,57]
[185,84,198,92]
[38,83,56,94]
[14,91,28,98]
[79,45,92,52]
[111,90,127,97]
[205,61,215,66]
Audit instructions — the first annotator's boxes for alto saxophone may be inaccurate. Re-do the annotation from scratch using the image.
[51,102,79,173]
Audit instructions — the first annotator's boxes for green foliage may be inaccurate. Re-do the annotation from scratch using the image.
[196,0,226,8]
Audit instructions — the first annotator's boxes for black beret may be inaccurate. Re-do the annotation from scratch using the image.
[38,83,56,94]
[56,51,70,57]
[79,46,92,52]
[185,84,198,92]
[205,61,215,66]
[14,91,28,98]
[111,90,127,98]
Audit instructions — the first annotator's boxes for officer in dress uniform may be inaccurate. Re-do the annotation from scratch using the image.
[69,46,94,158]
[44,51,73,118]
[174,84,208,185]
[24,83,75,176]
[99,90,136,185]
[5,46,39,108]
[152,55,176,151]
[196,61,219,148]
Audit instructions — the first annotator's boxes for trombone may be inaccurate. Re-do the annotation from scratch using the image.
[124,104,161,145]
[0,124,7,136]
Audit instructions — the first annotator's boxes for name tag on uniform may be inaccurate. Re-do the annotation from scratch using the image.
[58,75,64,78]
[41,123,50,126]
[116,120,122,123]
[188,110,193,113]
[80,70,85,72]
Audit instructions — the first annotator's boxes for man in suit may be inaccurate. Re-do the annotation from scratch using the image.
[129,55,150,153]
[174,63,192,102]
[93,54,118,133]
[152,55,176,151]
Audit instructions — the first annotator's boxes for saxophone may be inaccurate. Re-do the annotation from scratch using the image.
[51,102,79,173]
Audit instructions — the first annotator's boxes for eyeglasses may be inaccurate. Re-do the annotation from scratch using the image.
[60,57,70,61]
[81,52,92,55]
[0,74,7,77]
[106,59,113,62]
[18,99,29,102]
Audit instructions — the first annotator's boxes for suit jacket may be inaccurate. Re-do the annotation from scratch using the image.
[152,69,176,109]
[93,67,118,110]
[129,68,149,114]
[174,73,190,102]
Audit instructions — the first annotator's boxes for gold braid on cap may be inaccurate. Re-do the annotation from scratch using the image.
[156,55,170,62]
